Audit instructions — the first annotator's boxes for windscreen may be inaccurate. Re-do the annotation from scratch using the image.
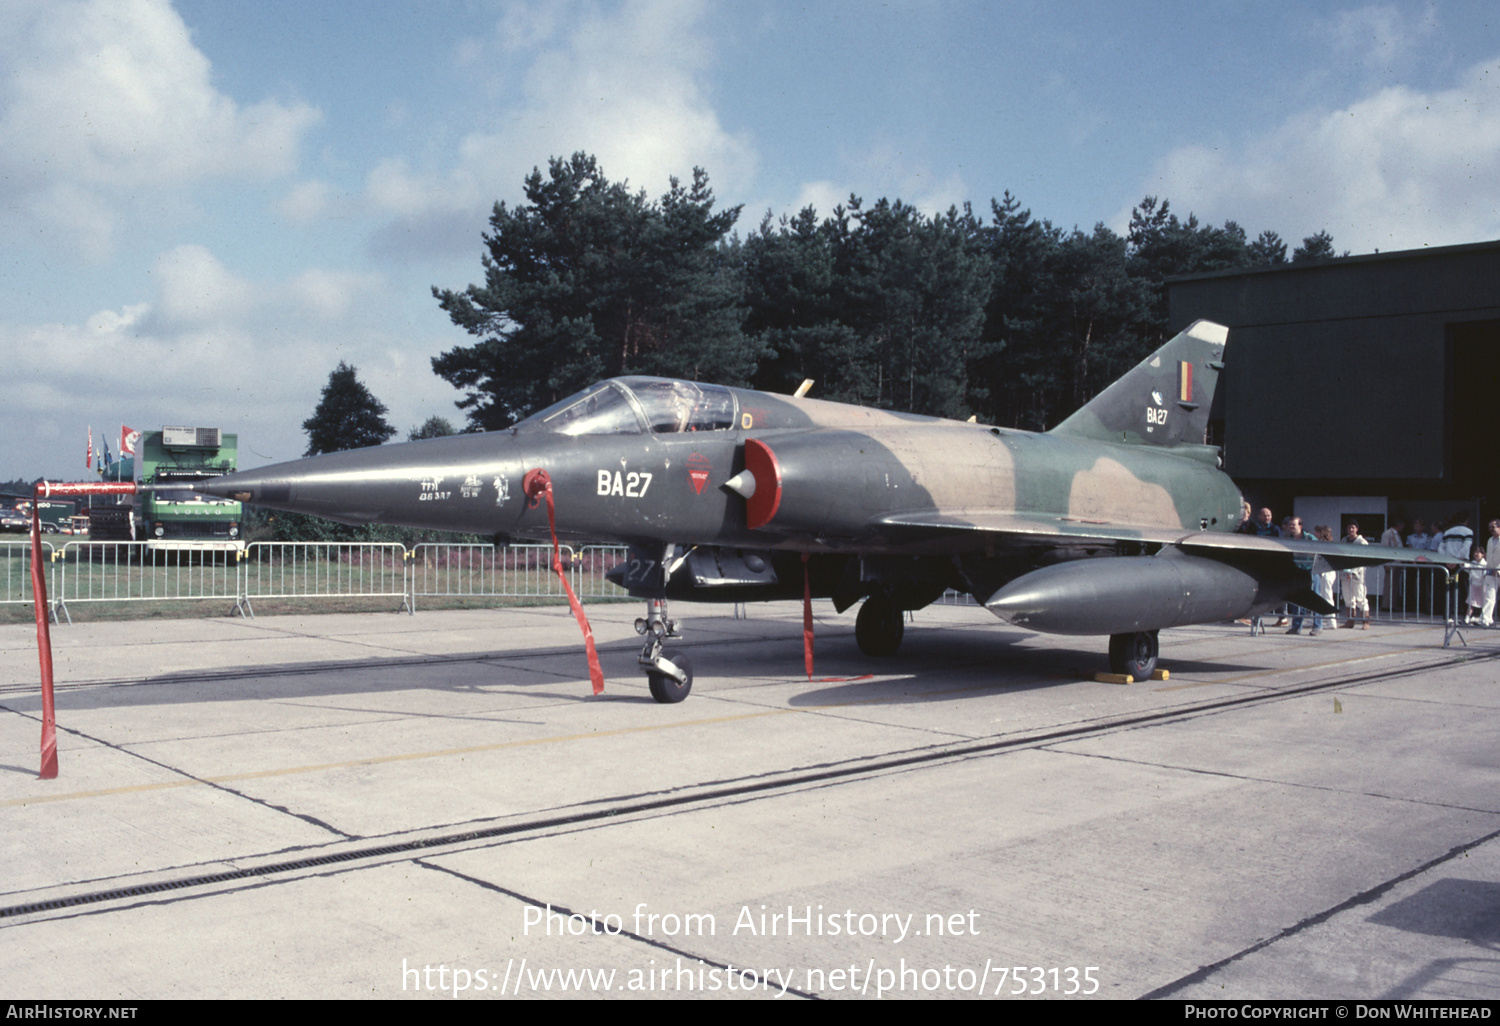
[518,383,644,436]
[629,380,736,433]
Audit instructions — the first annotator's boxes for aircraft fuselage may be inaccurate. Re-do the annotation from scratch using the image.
[209,378,1243,557]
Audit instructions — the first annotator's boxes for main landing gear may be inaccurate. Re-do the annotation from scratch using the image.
[855,592,904,657]
[636,598,693,703]
[1108,630,1159,679]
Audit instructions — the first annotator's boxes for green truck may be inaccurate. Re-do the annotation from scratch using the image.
[137,427,243,548]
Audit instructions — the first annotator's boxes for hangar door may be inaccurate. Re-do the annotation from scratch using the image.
[1451,319,1500,495]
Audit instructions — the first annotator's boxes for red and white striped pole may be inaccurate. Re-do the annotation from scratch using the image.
[31,481,137,779]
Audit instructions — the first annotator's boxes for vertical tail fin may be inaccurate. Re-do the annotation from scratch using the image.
[1048,320,1227,451]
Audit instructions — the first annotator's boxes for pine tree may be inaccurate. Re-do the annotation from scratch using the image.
[302,362,396,456]
[1291,230,1339,263]
[432,153,755,430]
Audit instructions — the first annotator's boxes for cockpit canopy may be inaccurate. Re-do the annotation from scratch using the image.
[515,378,738,436]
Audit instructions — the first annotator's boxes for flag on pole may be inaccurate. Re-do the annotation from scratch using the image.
[120,426,140,456]
[86,427,93,469]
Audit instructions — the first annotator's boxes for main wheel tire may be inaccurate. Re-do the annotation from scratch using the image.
[647,652,693,703]
[855,594,904,657]
[1108,630,1159,679]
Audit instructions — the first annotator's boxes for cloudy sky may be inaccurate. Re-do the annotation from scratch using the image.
[3,0,1497,480]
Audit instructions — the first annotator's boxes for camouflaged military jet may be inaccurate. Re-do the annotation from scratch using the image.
[200,320,1435,702]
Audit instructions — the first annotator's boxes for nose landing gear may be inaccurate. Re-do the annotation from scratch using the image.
[636,598,693,703]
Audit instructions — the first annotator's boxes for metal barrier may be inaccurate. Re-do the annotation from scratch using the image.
[51,542,242,623]
[407,543,631,610]
[1,540,50,606]
[938,589,977,606]
[8,540,636,622]
[240,542,411,617]
[18,541,1483,647]
[409,543,570,610]
[1369,564,1456,625]
[1253,562,1463,643]
[573,545,631,600]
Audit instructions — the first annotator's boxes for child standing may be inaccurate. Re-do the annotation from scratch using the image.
[1468,546,1487,624]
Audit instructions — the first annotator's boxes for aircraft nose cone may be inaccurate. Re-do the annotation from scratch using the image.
[191,435,538,534]
[195,469,292,505]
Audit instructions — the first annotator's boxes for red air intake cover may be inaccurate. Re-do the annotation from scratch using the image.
[743,439,783,529]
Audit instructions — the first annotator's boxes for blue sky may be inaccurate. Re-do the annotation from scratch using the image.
[3,0,1497,480]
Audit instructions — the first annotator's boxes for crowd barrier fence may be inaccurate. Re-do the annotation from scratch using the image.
[7,540,635,621]
[241,542,411,618]
[0,540,52,608]
[48,542,242,623]
[1253,562,1480,647]
[5,543,1485,649]
[407,543,630,611]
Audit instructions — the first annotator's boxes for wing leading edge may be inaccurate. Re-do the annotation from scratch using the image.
[876,509,1467,570]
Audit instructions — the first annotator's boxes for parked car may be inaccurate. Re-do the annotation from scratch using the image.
[0,509,30,533]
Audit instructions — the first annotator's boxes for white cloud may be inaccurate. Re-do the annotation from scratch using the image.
[0,0,319,262]
[792,181,851,220]
[515,0,752,191]
[0,245,458,477]
[289,268,378,321]
[1132,56,1500,253]
[275,180,334,223]
[364,0,755,261]
[146,245,252,328]
[490,0,565,56]
[366,159,448,219]
[1325,4,1438,75]
[779,145,970,226]
[903,170,969,218]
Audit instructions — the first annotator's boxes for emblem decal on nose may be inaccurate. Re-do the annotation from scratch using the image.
[687,453,712,495]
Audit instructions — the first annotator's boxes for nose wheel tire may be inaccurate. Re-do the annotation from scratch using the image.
[1108,630,1159,679]
[855,594,904,657]
[647,652,693,703]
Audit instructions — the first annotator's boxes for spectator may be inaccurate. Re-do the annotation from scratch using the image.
[1468,545,1488,624]
[1284,517,1311,634]
[1252,508,1280,538]
[1440,510,1474,561]
[1482,520,1500,627]
[1235,501,1257,534]
[1311,526,1337,635]
[1341,521,1370,629]
[1434,512,1475,621]
[1251,507,1286,623]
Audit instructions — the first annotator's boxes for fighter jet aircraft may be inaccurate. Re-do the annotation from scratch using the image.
[200,321,1441,701]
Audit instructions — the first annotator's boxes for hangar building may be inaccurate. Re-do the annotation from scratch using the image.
[1168,238,1500,540]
